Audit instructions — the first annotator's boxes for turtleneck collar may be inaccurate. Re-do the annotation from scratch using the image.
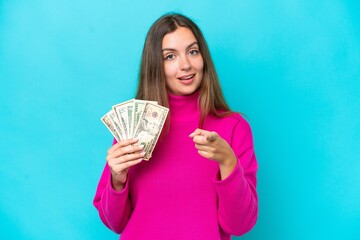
[167,90,201,120]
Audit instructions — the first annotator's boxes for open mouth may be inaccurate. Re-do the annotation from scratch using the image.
[178,74,195,81]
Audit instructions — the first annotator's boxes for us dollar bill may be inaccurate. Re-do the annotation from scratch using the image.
[108,109,125,140]
[133,103,169,160]
[113,99,134,139]
[101,111,121,142]
[132,100,158,137]
[127,103,134,138]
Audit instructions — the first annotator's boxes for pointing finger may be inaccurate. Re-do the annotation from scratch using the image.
[189,128,210,138]
[189,128,202,138]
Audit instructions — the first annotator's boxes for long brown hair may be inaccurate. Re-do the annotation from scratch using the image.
[136,13,233,127]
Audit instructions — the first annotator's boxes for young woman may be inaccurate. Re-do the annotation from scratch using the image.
[93,13,258,240]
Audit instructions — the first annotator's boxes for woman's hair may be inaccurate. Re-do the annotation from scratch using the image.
[135,13,233,127]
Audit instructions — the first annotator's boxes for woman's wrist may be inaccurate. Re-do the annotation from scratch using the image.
[111,177,126,192]
[218,156,237,180]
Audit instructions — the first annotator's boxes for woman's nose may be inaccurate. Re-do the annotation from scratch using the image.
[179,56,191,71]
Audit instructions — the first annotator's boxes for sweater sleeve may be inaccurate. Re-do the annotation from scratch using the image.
[214,117,258,236]
[93,141,132,234]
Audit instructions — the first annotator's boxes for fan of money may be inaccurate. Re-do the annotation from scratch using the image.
[101,99,169,160]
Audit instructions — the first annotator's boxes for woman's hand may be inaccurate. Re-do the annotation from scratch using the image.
[106,138,145,191]
[189,129,237,180]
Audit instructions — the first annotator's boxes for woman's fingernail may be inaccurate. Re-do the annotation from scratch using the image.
[140,152,146,156]
[139,145,144,149]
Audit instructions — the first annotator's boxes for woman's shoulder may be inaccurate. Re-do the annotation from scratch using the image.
[205,112,254,144]
[225,112,252,130]
[216,111,249,123]
[207,111,252,130]
[226,112,248,121]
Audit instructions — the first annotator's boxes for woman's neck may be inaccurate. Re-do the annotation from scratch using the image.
[167,90,201,120]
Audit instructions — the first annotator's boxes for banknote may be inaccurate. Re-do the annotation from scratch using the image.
[132,99,158,136]
[127,103,134,138]
[113,100,133,139]
[108,109,125,140]
[101,111,121,142]
[101,99,168,160]
[132,103,169,160]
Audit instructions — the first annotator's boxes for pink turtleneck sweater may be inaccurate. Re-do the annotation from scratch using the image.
[93,92,258,239]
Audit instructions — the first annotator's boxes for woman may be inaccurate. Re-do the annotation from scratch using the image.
[93,13,258,240]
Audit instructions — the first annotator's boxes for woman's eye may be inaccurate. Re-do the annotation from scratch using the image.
[189,49,199,55]
[164,54,175,60]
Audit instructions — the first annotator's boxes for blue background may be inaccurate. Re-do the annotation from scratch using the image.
[1,0,359,239]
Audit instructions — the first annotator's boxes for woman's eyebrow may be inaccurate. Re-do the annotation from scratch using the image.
[162,42,199,52]
[186,42,199,49]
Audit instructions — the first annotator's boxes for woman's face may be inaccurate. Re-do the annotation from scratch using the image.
[162,27,204,96]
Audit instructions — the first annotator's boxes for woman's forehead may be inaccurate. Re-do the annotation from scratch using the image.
[162,27,197,50]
